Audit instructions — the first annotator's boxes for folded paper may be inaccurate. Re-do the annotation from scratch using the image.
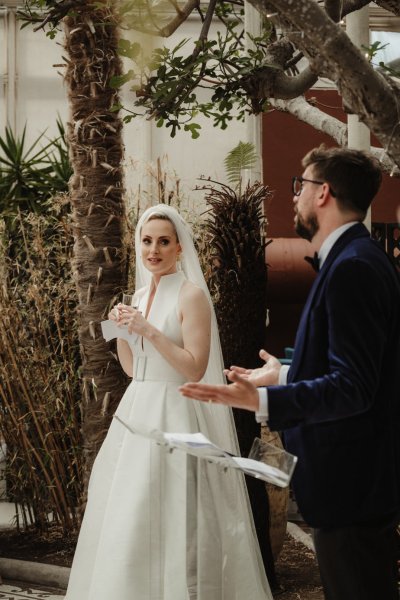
[101,320,139,344]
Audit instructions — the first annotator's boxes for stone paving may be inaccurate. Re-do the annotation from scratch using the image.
[0,583,64,599]
[0,502,66,600]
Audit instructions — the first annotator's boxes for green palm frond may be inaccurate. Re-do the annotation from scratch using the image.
[224,141,257,187]
[0,121,71,216]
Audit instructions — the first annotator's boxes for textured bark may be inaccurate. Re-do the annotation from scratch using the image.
[374,0,400,15]
[271,96,400,176]
[271,96,348,146]
[248,0,400,170]
[63,1,129,493]
[324,0,343,22]
[342,0,370,16]
[247,41,318,101]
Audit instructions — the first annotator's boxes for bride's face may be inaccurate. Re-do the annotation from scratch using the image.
[140,218,181,278]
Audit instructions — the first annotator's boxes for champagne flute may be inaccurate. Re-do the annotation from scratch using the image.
[120,293,140,344]
[112,293,135,322]
[122,293,134,306]
[122,293,139,311]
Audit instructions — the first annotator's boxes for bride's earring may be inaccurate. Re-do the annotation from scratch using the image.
[176,252,183,271]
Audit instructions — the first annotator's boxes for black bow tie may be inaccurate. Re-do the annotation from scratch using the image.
[304,251,320,272]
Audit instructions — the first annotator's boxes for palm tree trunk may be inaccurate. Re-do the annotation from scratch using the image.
[63,0,128,493]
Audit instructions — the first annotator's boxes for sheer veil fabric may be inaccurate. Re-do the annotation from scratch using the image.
[65,204,272,600]
[134,205,272,598]
[135,204,234,447]
[135,204,234,438]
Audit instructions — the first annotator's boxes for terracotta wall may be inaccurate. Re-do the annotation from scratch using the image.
[262,89,400,356]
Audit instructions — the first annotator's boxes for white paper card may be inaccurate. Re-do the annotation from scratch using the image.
[101,320,139,344]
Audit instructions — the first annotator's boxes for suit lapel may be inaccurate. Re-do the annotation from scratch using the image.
[288,223,369,381]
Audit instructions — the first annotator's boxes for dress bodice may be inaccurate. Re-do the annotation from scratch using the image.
[130,271,186,383]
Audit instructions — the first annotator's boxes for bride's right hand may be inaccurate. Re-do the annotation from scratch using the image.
[108,304,122,322]
[229,349,281,387]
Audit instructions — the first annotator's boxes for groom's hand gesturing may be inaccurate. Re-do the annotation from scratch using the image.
[180,369,259,411]
[179,349,281,411]
[230,349,281,387]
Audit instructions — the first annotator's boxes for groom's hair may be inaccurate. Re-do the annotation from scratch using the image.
[302,145,382,217]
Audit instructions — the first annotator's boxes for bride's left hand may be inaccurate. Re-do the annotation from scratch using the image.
[118,306,149,336]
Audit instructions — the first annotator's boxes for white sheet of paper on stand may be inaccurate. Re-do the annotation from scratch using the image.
[163,432,233,457]
[231,456,292,488]
[101,320,139,344]
[113,415,296,488]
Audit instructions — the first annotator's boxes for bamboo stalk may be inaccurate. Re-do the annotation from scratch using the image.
[0,207,83,533]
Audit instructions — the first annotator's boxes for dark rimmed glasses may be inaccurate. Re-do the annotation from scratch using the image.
[292,176,325,196]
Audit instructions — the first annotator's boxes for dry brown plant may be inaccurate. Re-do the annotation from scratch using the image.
[0,198,83,533]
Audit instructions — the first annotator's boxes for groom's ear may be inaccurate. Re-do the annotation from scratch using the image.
[316,182,331,207]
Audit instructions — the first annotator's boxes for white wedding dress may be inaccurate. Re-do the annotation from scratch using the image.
[65,271,273,600]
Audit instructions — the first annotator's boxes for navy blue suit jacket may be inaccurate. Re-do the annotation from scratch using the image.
[268,223,400,528]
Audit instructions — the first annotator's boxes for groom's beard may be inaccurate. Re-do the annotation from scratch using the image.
[295,210,319,242]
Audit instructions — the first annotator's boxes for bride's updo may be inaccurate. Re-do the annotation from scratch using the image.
[141,212,180,243]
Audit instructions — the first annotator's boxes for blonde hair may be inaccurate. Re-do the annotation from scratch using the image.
[142,212,179,242]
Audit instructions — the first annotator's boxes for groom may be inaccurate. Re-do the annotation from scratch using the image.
[181,145,400,600]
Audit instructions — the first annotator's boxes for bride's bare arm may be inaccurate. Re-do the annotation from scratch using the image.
[119,282,211,381]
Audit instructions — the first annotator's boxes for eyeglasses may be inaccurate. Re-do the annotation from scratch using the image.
[292,176,324,196]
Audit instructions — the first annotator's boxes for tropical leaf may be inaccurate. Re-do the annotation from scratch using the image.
[224,141,257,187]
[0,121,71,217]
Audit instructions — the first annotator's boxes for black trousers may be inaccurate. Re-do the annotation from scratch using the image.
[313,511,399,600]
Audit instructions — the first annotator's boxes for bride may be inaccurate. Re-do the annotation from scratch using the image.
[65,204,274,600]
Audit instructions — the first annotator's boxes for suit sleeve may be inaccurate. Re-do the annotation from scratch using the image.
[268,258,393,431]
